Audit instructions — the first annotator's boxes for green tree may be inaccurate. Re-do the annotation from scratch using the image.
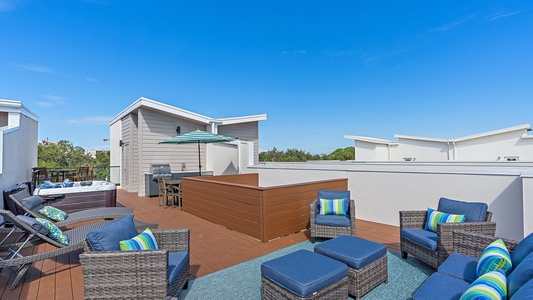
[259,146,355,162]
[38,140,93,168]
[91,151,110,180]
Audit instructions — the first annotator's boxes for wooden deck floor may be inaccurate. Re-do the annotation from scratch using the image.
[1,189,400,299]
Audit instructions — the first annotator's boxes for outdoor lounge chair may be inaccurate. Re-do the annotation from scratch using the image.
[399,197,496,268]
[80,220,190,299]
[8,189,134,227]
[310,190,356,243]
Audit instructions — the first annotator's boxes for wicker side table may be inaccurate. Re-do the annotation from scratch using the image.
[260,249,348,299]
[314,235,388,299]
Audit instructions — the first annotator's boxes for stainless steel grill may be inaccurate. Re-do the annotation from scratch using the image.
[151,164,172,181]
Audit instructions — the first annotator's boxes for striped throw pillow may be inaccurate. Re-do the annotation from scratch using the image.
[120,228,159,251]
[424,208,465,233]
[460,270,507,300]
[319,198,347,216]
[477,239,512,277]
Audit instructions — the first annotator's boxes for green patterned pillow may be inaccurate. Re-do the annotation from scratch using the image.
[119,228,159,251]
[424,208,465,232]
[477,239,512,277]
[460,270,507,300]
[38,206,68,221]
[318,198,347,216]
[35,218,69,245]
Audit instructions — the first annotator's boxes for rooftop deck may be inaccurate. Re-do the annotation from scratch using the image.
[1,189,400,300]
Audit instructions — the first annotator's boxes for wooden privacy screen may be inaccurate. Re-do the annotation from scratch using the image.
[182,173,348,242]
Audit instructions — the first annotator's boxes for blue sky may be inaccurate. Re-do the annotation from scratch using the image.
[1,1,532,154]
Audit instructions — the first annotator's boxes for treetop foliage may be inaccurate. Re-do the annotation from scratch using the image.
[259,147,355,162]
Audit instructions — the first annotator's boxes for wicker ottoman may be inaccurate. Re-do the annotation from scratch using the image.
[261,249,348,299]
[314,235,388,299]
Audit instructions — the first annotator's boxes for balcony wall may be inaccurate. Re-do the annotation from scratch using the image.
[181,173,347,242]
[246,161,533,241]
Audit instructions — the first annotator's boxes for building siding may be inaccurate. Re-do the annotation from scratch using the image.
[218,122,259,164]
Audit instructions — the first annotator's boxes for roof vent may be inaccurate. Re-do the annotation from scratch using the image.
[504,156,519,162]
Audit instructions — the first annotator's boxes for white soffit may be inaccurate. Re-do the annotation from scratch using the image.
[215,114,267,125]
[454,124,532,142]
[344,135,398,145]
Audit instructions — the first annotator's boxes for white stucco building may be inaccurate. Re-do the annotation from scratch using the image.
[0,99,39,210]
[345,124,533,162]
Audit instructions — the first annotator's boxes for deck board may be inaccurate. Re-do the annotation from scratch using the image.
[0,189,400,299]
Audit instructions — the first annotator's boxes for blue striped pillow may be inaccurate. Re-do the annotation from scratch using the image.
[424,208,465,233]
[319,198,347,216]
[119,228,159,251]
[460,270,507,300]
[477,239,512,277]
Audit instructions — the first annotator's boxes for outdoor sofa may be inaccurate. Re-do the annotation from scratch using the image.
[411,230,533,299]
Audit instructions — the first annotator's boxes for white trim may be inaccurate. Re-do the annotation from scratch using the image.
[344,135,398,145]
[110,97,267,127]
[394,134,449,143]
[455,124,531,142]
[215,114,267,125]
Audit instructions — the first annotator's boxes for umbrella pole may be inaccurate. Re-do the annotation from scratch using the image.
[198,141,202,176]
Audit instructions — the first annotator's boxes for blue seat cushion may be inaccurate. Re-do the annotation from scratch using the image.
[437,197,488,222]
[411,272,470,300]
[508,252,533,298]
[438,253,479,283]
[315,214,351,227]
[86,215,139,251]
[400,229,438,251]
[168,251,189,284]
[510,277,533,300]
[314,235,387,269]
[261,249,348,298]
[318,190,351,215]
[511,232,533,267]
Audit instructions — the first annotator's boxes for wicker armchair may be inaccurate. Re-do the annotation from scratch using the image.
[400,197,496,268]
[310,190,356,243]
[80,228,190,300]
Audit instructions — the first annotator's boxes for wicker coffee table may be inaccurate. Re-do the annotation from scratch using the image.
[314,235,388,299]
[260,249,348,299]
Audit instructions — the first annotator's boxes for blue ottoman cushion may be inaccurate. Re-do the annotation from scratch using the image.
[261,249,348,298]
[438,253,479,283]
[314,235,387,269]
[400,229,438,251]
[411,272,470,300]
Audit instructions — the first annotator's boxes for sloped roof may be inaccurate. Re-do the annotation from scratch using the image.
[110,97,266,126]
[344,135,398,145]
[395,124,532,143]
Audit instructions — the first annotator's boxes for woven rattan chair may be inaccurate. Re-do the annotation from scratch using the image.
[0,210,139,289]
[8,189,135,227]
[80,228,190,299]
[310,190,356,243]
[399,197,496,268]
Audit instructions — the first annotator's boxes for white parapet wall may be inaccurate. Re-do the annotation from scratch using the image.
[246,161,533,241]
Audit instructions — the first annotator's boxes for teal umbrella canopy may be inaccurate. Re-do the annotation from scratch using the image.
[159,130,236,175]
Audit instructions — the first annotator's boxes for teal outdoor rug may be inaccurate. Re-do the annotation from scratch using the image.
[178,240,434,300]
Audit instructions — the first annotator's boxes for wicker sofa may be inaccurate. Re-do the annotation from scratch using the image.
[400,197,496,268]
[410,230,533,299]
[310,190,356,243]
[80,216,189,299]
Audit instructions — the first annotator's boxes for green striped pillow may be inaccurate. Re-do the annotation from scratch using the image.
[424,208,465,232]
[460,270,507,300]
[119,228,159,251]
[318,198,347,216]
[477,239,512,277]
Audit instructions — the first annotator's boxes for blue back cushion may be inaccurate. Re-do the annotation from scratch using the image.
[512,232,533,267]
[317,190,350,215]
[508,252,533,298]
[87,215,139,251]
[437,197,488,222]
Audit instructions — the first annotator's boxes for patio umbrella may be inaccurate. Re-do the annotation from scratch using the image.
[159,129,236,175]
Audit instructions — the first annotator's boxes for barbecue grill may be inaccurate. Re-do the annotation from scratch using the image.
[151,164,172,182]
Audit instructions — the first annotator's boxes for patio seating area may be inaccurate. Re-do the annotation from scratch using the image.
[0,189,400,299]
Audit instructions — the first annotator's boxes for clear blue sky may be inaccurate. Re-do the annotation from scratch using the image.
[1,1,532,154]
